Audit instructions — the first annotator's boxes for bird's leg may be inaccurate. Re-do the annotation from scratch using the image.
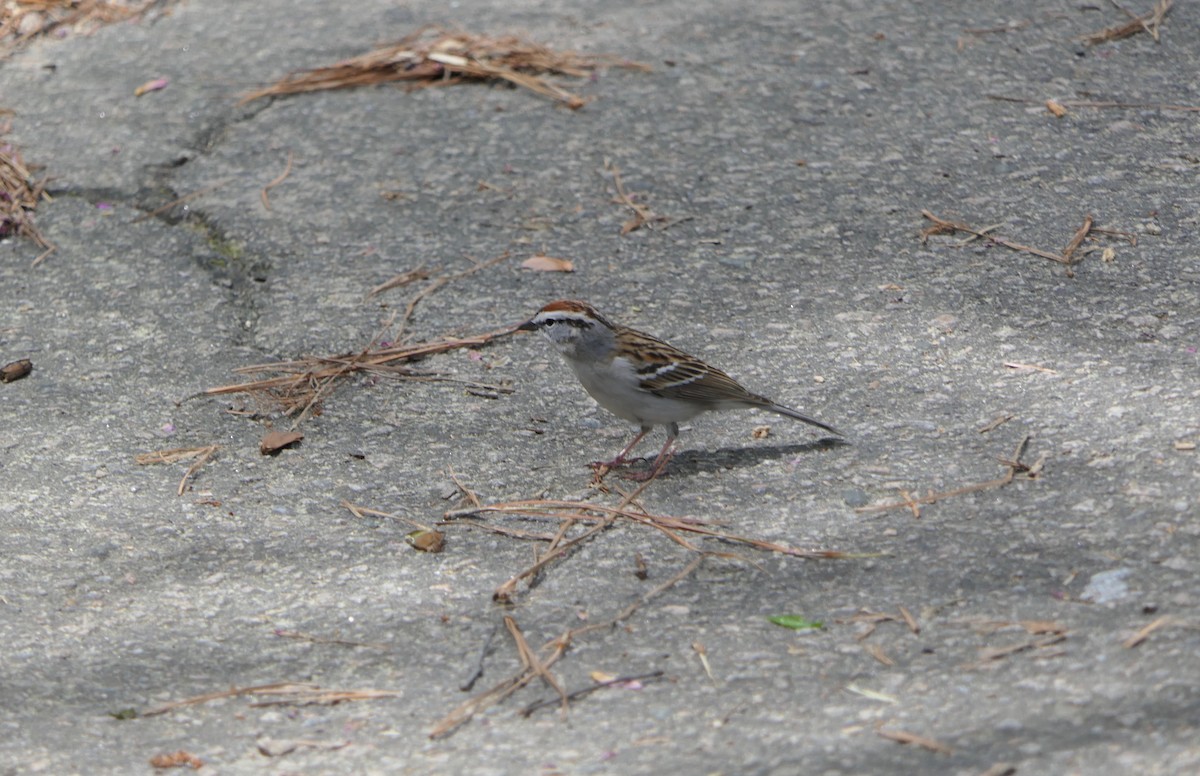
[622,424,678,481]
[592,426,651,469]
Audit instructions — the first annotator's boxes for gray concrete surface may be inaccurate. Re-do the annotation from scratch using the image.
[2,0,1198,773]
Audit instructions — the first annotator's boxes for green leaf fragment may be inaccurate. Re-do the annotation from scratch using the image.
[768,615,823,630]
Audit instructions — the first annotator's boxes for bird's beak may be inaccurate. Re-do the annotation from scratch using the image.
[517,319,538,332]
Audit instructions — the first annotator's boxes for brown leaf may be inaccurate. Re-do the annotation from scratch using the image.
[149,750,203,769]
[260,430,304,455]
[1045,99,1067,117]
[1,359,32,382]
[406,529,446,553]
[521,255,575,272]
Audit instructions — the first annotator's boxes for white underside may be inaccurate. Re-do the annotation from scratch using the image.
[567,355,707,428]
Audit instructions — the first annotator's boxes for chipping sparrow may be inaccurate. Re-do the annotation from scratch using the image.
[519,300,841,478]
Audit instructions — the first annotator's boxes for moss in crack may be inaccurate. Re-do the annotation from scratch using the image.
[184,216,270,344]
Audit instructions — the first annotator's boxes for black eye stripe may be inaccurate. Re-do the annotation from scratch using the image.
[541,317,591,330]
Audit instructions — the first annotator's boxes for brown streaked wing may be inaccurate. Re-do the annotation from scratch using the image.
[640,359,759,405]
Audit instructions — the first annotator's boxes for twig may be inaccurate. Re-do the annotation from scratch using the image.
[445,519,559,542]
[1078,0,1173,45]
[273,630,389,650]
[141,682,318,717]
[248,687,404,707]
[493,516,614,603]
[988,94,1200,112]
[519,671,666,717]
[1061,214,1094,263]
[961,634,1067,670]
[430,556,703,738]
[977,414,1013,434]
[203,324,520,421]
[921,210,1067,263]
[1060,214,1094,277]
[693,642,716,683]
[239,27,649,109]
[447,467,483,509]
[341,500,437,532]
[1122,615,1178,648]
[137,445,221,496]
[260,150,294,211]
[856,436,1032,516]
[176,445,218,496]
[876,725,953,755]
[365,265,429,300]
[394,252,511,341]
[604,160,666,235]
[505,616,569,713]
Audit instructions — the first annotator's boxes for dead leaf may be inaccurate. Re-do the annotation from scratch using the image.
[149,750,203,769]
[751,425,771,439]
[406,529,445,553]
[260,430,304,455]
[1,359,32,382]
[521,255,575,272]
[1045,99,1067,117]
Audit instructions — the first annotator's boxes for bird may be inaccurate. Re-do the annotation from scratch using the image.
[518,299,841,478]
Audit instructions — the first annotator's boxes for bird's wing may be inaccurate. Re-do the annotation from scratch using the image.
[638,359,759,406]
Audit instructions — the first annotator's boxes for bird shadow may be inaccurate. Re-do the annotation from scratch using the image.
[616,437,847,479]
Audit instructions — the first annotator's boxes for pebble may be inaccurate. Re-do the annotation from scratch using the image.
[1081,568,1133,604]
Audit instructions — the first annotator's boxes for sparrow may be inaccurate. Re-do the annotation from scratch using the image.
[519,299,840,478]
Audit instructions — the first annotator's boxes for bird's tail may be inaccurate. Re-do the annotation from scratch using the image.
[764,402,843,437]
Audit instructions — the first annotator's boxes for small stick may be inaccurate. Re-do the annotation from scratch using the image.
[505,616,569,713]
[864,642,895,666]
[447,467,483,509]
[341,500,437,532]
[444,519,559,542]
[977,414,1013,433]
[30,243,57,268]
[604,160,665,235]
[1123,615,1176,648]
[898,605,920,634]
[921,210,1066,263]
[1061,214,1094,264]
[142,682,317,717]
[693,642,716,683]
[430,556,702,738]
[273,630,389,650]
[519,671,666,717]
[365,265,429,300]
[394,252,511,340]
[856,436,1030,515]
[176,444,219,496]
[987,94,1199,112]
[260,150,294,210]
[876,725,953,755]
[493,517,614,602]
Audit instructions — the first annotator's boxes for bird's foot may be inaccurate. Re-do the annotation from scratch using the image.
[619,450,674,481]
